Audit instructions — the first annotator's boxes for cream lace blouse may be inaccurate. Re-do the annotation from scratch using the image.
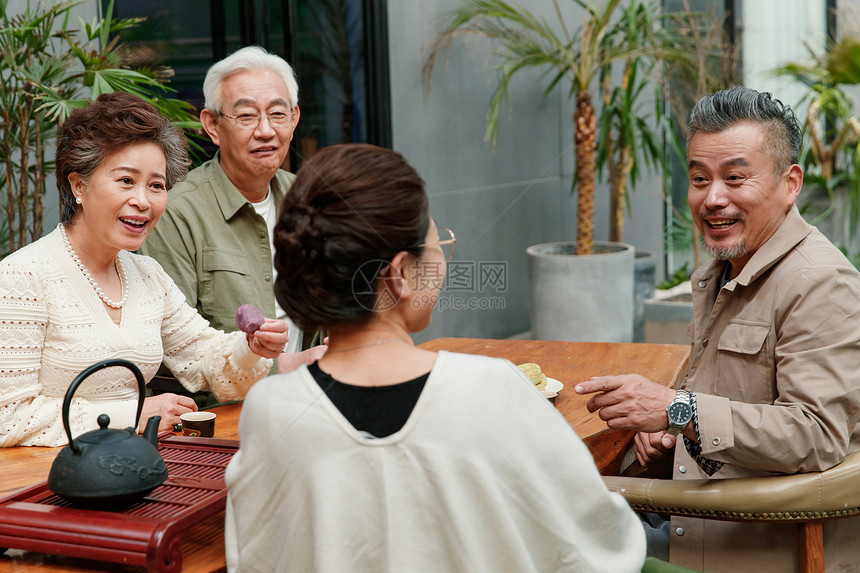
[0,227,271,447]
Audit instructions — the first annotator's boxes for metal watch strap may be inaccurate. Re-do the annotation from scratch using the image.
[674,389,691,405]
[667,389,693,435]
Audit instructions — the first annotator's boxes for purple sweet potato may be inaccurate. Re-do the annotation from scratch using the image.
[236,304,265,334]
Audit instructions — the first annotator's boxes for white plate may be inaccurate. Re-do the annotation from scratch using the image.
[545,378,563,393]
[540,378,563,399]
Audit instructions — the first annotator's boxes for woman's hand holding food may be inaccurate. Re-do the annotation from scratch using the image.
[236,304,290,359]
[246,318,290,358]
[140,393,197,432]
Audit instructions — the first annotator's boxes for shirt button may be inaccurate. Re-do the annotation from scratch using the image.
[698,281,707,288]
[713,437,721,446]
[265,275,272,282]
[678,465,687,474]
[675,527,685,536]
[702,338,709,347]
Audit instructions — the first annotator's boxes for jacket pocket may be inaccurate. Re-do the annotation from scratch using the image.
[200,249,250,324]
[202,249,249,275]
[716,321,774,402]
[717,322,769,354]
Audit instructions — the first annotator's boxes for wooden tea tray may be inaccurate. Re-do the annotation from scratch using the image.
[0,434,238,573]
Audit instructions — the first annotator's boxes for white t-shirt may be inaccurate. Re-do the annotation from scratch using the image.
[251,189,302,354]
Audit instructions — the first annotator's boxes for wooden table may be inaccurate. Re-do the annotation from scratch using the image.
[418,338,690,475]
[1,339,689,571]
[0,402,242,573]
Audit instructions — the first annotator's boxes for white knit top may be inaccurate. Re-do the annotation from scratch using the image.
[0,227,272,447]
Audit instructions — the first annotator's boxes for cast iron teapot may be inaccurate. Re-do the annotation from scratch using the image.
[47,359,167,508]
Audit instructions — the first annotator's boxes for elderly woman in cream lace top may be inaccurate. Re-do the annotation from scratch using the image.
[0,93,288,447]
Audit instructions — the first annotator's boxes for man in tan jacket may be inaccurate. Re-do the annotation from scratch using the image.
[576,85,860,572]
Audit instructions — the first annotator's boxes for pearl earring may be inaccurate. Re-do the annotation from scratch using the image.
[75,197,82,205]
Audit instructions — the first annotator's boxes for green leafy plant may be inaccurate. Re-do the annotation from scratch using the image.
[596,0,676,243]
[656,261,690,290]
[0,0,200,258]
[778,40,860,254]
[426,0,683,255]
[663,200,696,251]
[658,1,740,271]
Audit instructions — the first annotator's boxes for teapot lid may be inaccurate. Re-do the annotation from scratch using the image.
[76,414,131,445]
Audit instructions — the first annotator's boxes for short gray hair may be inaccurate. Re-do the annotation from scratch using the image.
[687,85,801,175]
[203,45,299,112]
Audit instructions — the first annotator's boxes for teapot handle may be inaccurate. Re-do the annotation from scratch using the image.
[62,359,146,453]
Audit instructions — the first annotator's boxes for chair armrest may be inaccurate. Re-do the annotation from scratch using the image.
[604,451,860,522]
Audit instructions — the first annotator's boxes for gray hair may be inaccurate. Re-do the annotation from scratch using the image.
[687,85,801,175]
[203,45,299,112]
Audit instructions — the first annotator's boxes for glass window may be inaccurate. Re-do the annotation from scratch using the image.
[112,0,389,169]
[291,1,368,160]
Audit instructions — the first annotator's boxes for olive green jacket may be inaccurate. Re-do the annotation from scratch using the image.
[142,153,295,330]
[141,155,318,381]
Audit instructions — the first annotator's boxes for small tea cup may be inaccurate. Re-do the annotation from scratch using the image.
[180,411,216,438]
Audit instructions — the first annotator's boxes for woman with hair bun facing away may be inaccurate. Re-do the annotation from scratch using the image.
[224,144,645,573]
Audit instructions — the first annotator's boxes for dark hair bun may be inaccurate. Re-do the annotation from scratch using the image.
[274,144,428,331]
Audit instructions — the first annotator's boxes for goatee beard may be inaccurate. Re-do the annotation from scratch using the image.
[705,241,746,261]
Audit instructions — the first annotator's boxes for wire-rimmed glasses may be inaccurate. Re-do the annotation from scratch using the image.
[419,227,457,262]
[218,110,296,130]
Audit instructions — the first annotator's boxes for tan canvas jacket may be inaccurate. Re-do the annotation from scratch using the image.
[670,207,860,572]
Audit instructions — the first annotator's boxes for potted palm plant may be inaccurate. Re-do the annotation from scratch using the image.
[595,0,679,340]
[639,2,739,343]
[426,0,679,342]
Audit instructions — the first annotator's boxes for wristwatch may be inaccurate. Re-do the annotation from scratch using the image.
[666,389,693,435]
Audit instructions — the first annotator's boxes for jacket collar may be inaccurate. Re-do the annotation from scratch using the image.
[206,150,290,221]
[692,205,813,287]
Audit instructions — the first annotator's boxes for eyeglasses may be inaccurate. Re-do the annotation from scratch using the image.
[418,227,457,262]
[218,110,296,130]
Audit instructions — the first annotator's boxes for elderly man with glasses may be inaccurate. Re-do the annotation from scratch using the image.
[141,45,326,407]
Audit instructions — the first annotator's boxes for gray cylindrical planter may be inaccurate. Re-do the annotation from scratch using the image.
[527,241,635,342]
[644,281,693,344]
[634,250,656,343]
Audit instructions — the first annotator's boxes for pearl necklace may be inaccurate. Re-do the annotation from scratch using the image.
[59,224,128,309]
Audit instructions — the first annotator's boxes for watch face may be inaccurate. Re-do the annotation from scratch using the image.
[668,402,693,425]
